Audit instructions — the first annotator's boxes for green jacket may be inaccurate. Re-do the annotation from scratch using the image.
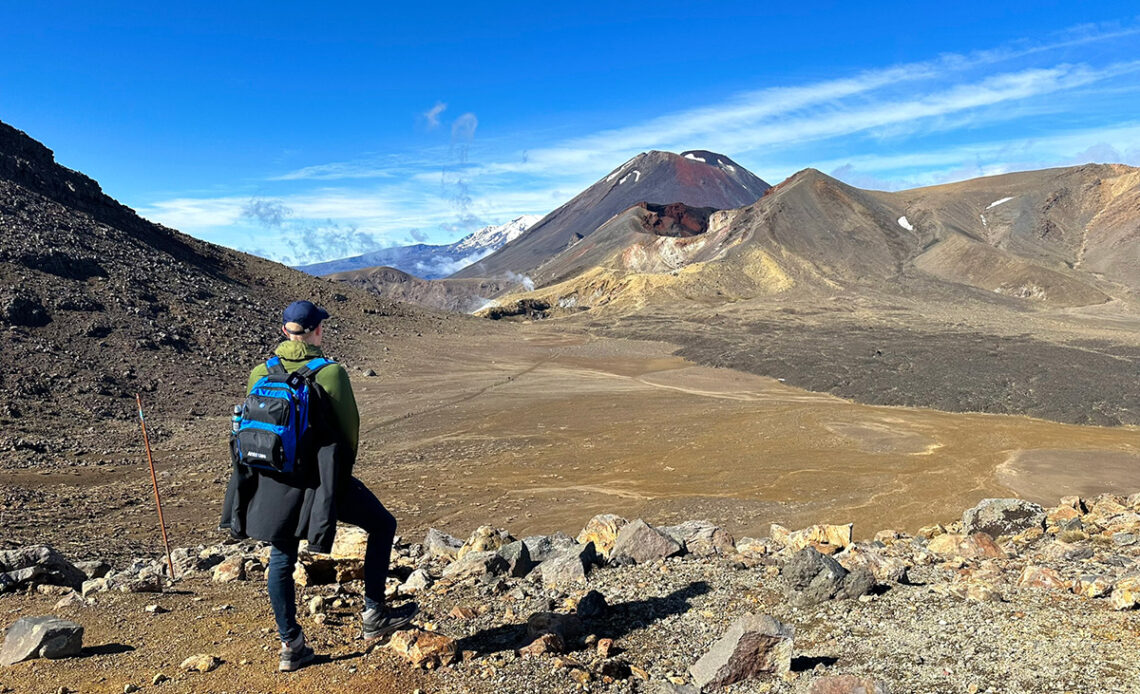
[247,341,360,454]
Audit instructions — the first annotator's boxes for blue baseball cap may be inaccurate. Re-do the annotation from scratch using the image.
[282,300,330,334]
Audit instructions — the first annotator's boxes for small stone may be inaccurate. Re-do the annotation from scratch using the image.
[308,596,325,615]
[808,675,891,693]
[600,659,631,679]
[144,604,168,614]
[519,632,565,656]
[387,629,457,668]
[0,616,84,666]
[53,593,86,610]
[526,612,583,641]
[400,569,434,595]
[1018,565,1068,591]
[449,605,478,620]
[124,684,140,693]
[569,668,591,685]
[180,654,222,673]
[597,637,616,658]
[689,614,794,689]
[211,555,245,583]
[151,673,169,685]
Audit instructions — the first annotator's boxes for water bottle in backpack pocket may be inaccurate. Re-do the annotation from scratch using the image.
[232,356,332,474]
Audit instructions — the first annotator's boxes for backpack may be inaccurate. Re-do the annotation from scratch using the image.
[232,356,333,474]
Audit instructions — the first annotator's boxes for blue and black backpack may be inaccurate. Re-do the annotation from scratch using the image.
[232,356,333,475]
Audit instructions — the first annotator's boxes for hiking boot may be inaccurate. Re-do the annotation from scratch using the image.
[362,602,419,641]
[279,631,316,672]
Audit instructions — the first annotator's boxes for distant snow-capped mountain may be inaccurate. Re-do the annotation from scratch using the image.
[297,214,543,279]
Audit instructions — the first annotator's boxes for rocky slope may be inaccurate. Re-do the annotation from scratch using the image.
[1,491,1138,693]
[0,120,465,468]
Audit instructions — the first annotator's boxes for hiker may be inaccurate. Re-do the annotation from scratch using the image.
[221,300,418,672]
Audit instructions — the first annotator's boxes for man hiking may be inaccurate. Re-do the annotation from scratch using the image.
[221,300,418,672]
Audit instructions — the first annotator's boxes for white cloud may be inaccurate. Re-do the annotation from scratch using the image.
[423,101,447,129]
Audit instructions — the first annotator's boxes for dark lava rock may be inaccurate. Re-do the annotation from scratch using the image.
[0,616,84,666]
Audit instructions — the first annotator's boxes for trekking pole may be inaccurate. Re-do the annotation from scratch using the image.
[136,393,177,583]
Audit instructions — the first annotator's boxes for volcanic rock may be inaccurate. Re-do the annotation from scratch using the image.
[441,551,508,581]
[689,613,794,689]
[611,520,683,564]
[388,629,457,669]
[179,654,222,673]
[540,542,598,585]
[0,617,84,666]
[577,514,629,558]
[0,546,86,593]
[576,590,608,619]
[770,523,853,552]
[522,533,577,563]
[496,540,535,578]
[424,529,464,561]
[926,533,1008,560]
[457,526,513,560]
[962,499,1046,539]
[519,632,565,657]
[808,674,892,693]
[660,520,735,557]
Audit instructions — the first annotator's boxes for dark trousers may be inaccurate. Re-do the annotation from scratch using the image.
[266,477,397,643]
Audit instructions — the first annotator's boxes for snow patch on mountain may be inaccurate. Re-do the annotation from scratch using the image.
[453,215,542,253]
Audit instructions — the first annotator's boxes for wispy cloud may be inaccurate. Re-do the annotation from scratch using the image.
[423,101,447,129]
[141,21,1140,265]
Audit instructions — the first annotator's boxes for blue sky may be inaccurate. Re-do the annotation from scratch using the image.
[2,3,1139,265]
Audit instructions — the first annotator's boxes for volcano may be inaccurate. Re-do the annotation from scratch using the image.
[450,150,769,282]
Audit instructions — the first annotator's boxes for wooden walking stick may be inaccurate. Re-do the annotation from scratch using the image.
[136,393,176,583]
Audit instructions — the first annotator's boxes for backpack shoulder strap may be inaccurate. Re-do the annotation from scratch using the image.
[266,356,287,375]
[294,357,334,380]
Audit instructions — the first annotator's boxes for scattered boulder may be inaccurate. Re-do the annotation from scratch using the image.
[496,541,535,578]
[526,612,583,642]
[424,528,464,561]
[689,614,794,689]
[1073,575,1113,599]
[387,629,457,668]
[399,569,434,595]
[1018,565,1068,591]
[211,556,245,583]
[809,674,892,693]
[0,617,84,666]
[962,499,1046,539]
[771,523,853,552]
[330,525,370,561]
[457,526,513,560]
[661,521,736,557]
[577,514,629,558]
[522,533,578,563]
[576,590,608,619]
[836,545,909,584]
[73,561,111,580]
[611,520,683,564]
[735,537,770,558]
[782,547,873,605]
[179,654,222,673]
[0,546,86,593]
[926,533,1007,560]
[441,551,508,581]
[540,543,598,585]
[1109,576,1140,610]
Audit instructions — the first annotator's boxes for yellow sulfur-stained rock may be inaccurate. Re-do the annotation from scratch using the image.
[576,514,629,558]
[1073,575,1113,599]
[457,526,512,560]
[1109,577,1140,610]
[388,629,458,669]
[770,523,852,551]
